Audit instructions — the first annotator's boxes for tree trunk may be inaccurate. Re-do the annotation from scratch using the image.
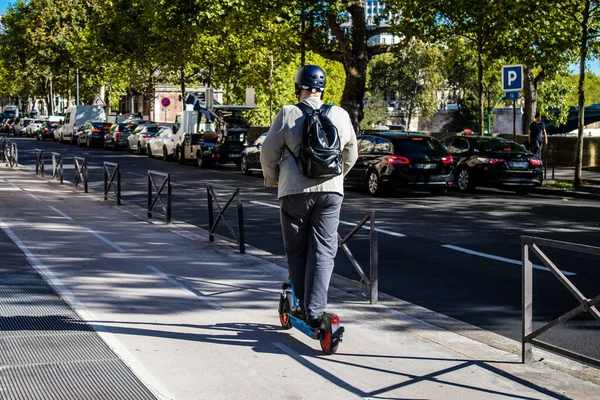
[522,68,538,137]
[341,60,369,132]
[574,0,590,187]
[477,44,484,136]
[180,66,186,111]
[49,78,54,116]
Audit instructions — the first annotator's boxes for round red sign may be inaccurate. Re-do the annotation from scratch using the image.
[161,97,171,107]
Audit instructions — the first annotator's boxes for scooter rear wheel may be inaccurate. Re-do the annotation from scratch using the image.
[279,312,292,329]
[320,330,339,355]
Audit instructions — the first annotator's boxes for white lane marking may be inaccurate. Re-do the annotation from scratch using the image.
[442,244,577,276]
[249,200,279,209]
[146,265,222,310]
[5,179,42,201]
[249,200,406,238]
[48,206,74,221]
[85,228,126,253]
[0,218,175,400]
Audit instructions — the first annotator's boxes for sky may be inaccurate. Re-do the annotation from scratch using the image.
[0,0,599,75]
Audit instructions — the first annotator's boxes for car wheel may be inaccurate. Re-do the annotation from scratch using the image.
[87,138,91,148]
[138,141,144,154]
[430,187,448,196]
[457,168,475,193]
[241,155,251,175]
[127,142,132,153]
[197,151,203,168]
[163,146,169,161]
[177,146,185,165]
[147,145,152,157]
[366,171,382,196]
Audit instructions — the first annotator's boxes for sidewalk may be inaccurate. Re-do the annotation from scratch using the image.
[534,166,600,199]
[0,165,599,399]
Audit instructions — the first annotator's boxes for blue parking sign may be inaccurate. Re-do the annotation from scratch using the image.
[502,65,523,92]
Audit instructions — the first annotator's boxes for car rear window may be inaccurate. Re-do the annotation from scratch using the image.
[393,137,447,155]
[93,123,112,129]
[474,138,526,153]
[146,126,161,133]
[118,123,136,131]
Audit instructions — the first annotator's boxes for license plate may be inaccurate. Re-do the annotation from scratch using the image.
[415,163,436,169]
[508,162,528,169]
[229,154,241,158]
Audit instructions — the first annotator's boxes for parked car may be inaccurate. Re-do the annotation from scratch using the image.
[104,122,138,150]
[2,118,14,133]
[345,132,455,196]
[440,135,543,194]
[240,132,268,175]
[38,120,61,141]
[27,119,44,138]
[127,123,161,154]
[60,105,106,143]
[15,118,33,136]
[77,121,113,147]
[147,127,175,160]
[9,118,21,135]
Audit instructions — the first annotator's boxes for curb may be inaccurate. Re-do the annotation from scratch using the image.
[533,186,600,200]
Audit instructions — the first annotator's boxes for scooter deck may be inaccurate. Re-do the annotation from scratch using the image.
[288,314,321,340]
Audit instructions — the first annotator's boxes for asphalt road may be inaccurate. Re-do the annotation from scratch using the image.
[8,136,600,361]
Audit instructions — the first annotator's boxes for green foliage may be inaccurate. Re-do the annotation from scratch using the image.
[243,52,345,126]
[565,72,600,106]
[360,90,390,130]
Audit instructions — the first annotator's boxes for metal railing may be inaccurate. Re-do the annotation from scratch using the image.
[35,149,44,176]
[51,152,63,184]
[522,236,600,367]
[74,157,88,192]
[544,145,555,180]
[103,162,121,205]
[206,183,245,254]
[147,170,171,224]
[338,210,378,304]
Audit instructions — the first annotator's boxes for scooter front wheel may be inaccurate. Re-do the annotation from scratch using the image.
[320,330,340,355]
[279,312,292,329]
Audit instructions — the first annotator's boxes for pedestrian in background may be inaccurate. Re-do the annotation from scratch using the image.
[528,113,548,158]
[260,64,358,328]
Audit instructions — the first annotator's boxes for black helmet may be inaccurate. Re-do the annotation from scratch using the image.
[294,65,326,95]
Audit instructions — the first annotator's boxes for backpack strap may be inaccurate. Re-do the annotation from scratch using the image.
[285,102,314,165]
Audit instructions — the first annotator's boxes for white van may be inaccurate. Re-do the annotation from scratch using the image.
[59,106,106,143]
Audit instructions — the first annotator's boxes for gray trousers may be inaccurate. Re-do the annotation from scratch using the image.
[280,192,343,319]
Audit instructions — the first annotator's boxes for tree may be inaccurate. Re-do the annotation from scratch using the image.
[303,1,405,130]
[390,0,522,136]
[558,0,600,186]
[565,72,600,106]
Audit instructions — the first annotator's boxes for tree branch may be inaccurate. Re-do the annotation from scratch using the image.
[556,3,584,27]
[326,11,351,56]
[312,48,344,62]
[368,42,403,56]
[367,25,390,39]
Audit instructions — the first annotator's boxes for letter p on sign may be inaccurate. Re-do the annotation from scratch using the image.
[502,65,523,92]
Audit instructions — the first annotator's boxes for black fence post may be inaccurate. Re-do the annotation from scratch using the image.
[103,162,121,205]
[147,170,172,224]
[52,152,63,184]
[35,149,44,176]
[103,164,108,201]
[369,211,378,304]
[207,186,214,243]
[117,166,121,205]
[236,188,245,254]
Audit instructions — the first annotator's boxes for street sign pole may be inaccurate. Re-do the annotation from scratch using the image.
[513,99,517,142]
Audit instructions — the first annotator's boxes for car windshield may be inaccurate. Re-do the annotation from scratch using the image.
[92,123,111,129]
[474,138,526,153]
[392,137,447,155]
[23,120,31,126]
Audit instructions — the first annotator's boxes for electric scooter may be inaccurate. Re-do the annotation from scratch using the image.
[278,279,344,355]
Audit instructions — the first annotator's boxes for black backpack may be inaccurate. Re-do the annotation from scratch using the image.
[285,102,343,179]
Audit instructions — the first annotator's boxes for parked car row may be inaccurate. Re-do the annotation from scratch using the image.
[36,117,544,197]
[240,131,544,196]
[1,116,64,140]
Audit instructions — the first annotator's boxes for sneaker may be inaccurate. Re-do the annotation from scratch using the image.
[306,316,321,329]
[291,306,306,320]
